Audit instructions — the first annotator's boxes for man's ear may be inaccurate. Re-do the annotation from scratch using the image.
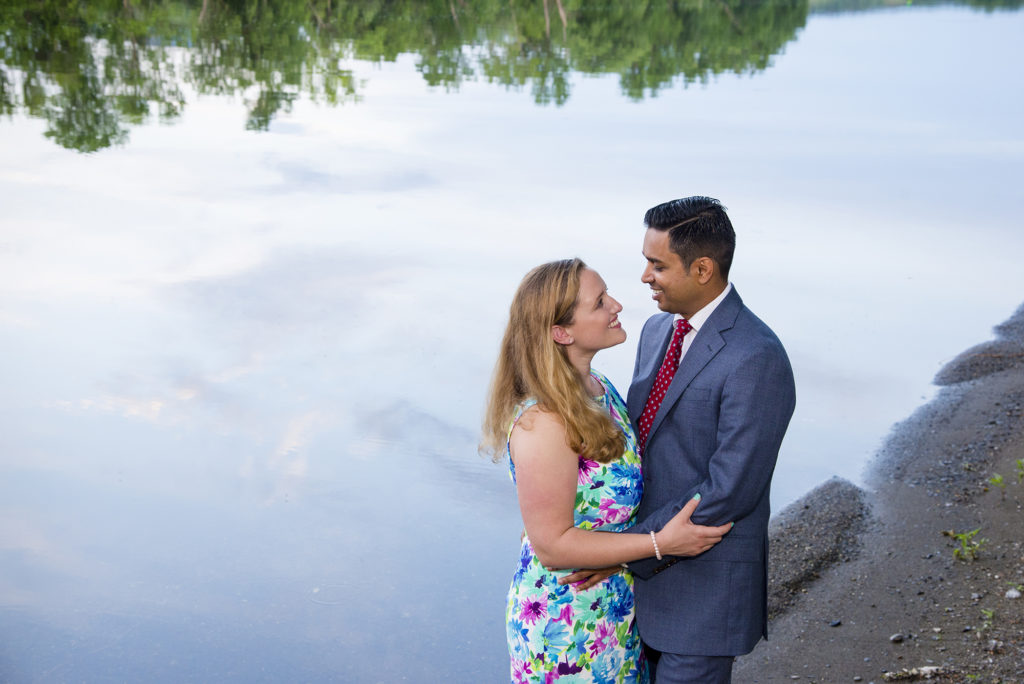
[551,325,573,346]
[692,256,716,285]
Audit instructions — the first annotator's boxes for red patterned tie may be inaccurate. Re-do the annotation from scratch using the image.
[637,318,692,452]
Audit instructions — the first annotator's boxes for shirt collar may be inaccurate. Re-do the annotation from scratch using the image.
[675,282,733,333]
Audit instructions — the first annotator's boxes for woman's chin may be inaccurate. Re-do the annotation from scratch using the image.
[604,330,628,348]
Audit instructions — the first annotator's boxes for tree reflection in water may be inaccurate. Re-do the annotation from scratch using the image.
[2,0,812,151]
[0,0,1019,149]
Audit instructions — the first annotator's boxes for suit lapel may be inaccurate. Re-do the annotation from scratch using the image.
[628,315,673,422]
[645,289,743,445]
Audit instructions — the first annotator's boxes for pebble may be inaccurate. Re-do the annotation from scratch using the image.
[889,633,904,643]
[1007,587,1021,599]
[830,619,842,627]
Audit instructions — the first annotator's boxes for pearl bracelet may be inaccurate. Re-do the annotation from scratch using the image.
[650,531,662,561]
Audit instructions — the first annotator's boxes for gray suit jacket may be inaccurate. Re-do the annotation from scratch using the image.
[626,287,795,656]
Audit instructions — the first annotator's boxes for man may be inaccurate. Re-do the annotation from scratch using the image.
[626,196,796,683]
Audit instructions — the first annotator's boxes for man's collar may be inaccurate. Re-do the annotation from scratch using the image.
[675,282,733,332]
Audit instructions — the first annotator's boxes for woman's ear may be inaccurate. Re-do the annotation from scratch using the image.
[551,325,573,346]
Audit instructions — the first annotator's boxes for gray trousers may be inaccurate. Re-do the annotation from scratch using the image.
[646,646,733,684]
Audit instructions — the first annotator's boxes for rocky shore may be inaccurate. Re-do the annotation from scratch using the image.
[734,304,1024,683]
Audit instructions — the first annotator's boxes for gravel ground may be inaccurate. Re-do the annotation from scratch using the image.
[733,303,1024,684]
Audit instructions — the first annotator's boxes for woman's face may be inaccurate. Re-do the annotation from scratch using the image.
[560,268,626,353]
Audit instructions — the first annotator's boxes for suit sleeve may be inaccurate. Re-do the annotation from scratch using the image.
[687,344,795,525]
[628,343,795,578]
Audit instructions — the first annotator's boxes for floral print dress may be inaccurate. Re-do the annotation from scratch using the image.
[505,371,649,683]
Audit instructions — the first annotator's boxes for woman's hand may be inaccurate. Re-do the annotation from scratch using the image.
[656,494,732,557]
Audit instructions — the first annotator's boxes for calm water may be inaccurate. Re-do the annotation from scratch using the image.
[2,1,1024,681]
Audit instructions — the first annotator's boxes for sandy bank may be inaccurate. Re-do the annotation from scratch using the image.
[734,304,1024,683]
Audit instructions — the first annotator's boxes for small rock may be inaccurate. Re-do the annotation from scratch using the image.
[830,619,842,627]
[889,633,904,643]
[1006,587,1021,599]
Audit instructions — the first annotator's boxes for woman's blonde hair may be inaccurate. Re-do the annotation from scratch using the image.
[481,258,625,464]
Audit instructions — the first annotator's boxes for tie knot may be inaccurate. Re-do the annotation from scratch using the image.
[665,318,691,358]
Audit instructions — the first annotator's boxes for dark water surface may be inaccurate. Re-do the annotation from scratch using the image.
[2,1,1024,681]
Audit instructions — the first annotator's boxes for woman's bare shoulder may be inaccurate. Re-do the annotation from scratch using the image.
[510,405,571,455]
[514,402,551,428]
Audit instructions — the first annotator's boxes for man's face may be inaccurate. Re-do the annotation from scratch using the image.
[641,228,701,317]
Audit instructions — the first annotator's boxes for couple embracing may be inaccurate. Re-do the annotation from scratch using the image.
[482,196,797,683]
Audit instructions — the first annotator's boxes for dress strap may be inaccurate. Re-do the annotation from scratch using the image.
[506,398,538,482]
[603,375,628,409]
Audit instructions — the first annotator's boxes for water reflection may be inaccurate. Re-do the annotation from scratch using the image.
[813,0,1022,12]
[2,0,814,151]
[6,0,1021,152]
[2,2,1024,682]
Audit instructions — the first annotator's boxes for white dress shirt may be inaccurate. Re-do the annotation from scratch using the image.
[675,282,733,367]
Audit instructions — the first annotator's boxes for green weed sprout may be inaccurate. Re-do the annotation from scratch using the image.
[942,528,988,561]
[989,473,1006,499]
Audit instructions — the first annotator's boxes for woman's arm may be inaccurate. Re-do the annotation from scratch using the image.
[511,407,729,569]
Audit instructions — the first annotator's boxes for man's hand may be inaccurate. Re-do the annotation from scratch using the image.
[556,565,620,591]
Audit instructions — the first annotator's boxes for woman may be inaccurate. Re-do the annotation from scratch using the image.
[482,258,730,683]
